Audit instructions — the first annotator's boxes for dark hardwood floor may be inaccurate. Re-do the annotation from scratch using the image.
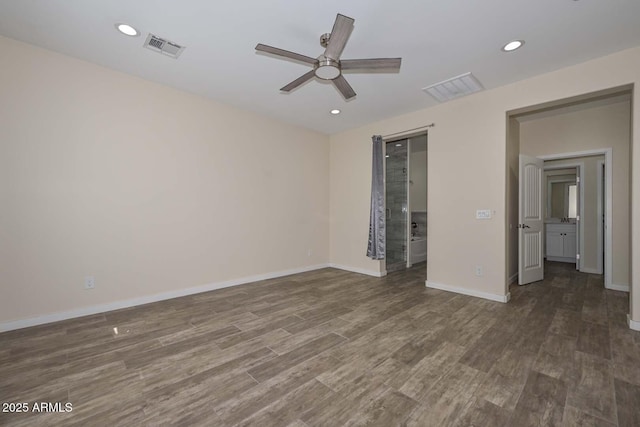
[1,261,639,426]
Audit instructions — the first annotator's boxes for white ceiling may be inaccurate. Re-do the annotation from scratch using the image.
[0,0,639,134]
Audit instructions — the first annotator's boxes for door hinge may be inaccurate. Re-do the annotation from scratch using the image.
[576,254,580,260]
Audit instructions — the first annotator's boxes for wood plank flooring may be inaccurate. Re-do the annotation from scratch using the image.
[1,261,640,426]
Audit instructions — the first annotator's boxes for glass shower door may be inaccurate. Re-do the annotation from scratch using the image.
[385,140,408,272]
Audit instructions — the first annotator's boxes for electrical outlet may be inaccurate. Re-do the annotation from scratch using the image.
[307,249,313,257]
[84,276,95,290]
[475,266,483,277]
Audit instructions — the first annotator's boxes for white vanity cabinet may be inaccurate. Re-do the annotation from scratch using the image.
[545,223,576,263]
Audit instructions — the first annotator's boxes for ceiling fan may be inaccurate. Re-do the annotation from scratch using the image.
[255,14,402,100]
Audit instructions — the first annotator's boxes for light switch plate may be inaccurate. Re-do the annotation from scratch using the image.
[476,209,492,219]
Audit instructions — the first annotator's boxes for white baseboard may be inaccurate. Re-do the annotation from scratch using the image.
[580,267,603,275]
[627,314,640,331]
[0,263,330,332]
[607,283,630,292]
[425,281,510,303]
[546,256,577,263]
[328,263,386,277]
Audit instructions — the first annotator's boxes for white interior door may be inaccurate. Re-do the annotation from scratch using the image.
[575,171,581,270]
[519,155,544,285]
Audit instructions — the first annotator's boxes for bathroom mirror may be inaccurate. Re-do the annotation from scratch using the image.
[547,177,577,219]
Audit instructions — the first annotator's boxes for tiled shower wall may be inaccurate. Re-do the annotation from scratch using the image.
[385,142,407,267]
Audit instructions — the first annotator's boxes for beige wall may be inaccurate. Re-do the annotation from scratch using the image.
[520,101,630,286]
[330,46,640,320]
[0,36,330,325]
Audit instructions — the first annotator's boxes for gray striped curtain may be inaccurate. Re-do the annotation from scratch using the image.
[367,135,385,259]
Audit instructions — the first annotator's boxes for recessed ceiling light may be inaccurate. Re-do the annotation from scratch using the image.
[116,23,139,37]
[385,155,390,158]
[502,40,524,52]
[395,143,402,147]
[330,109,341,115]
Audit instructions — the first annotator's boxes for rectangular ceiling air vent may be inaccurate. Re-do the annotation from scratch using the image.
[143,33,185,59]
[422,72,484,102]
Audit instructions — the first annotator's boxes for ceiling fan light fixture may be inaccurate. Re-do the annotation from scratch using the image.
[315,56,341,80]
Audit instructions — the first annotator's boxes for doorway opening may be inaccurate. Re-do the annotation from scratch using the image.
[506,86,631,292]
[543,163,580,267]
[384,133,427,275]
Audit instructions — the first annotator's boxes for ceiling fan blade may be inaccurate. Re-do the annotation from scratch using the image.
[255,43,317,65]
[280,70,316,92]
[341,58,402,72]
[332,75,356,100]
[324,14,355,60]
